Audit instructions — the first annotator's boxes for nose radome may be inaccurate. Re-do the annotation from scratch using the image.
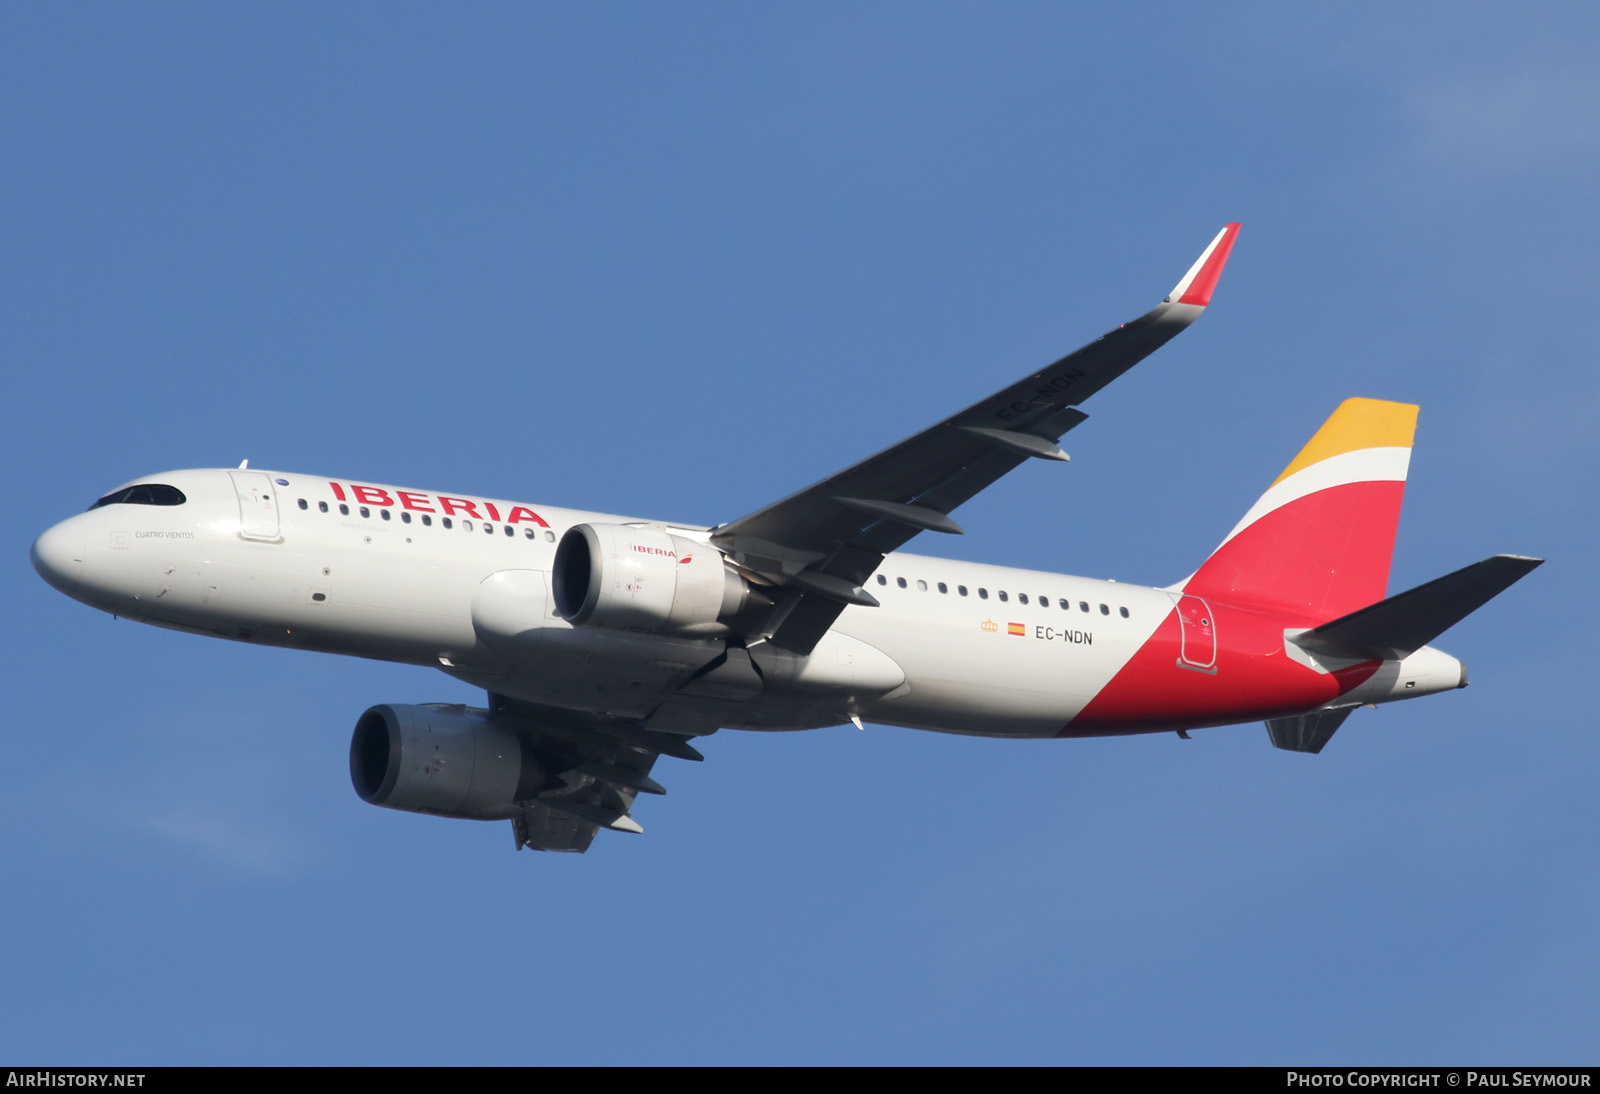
[31,518,86,594]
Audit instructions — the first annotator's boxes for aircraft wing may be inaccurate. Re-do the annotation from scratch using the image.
[712,223,1241,654]
[491,695,698,852]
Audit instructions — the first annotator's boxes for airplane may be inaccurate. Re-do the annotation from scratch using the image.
[31,223,1542,854]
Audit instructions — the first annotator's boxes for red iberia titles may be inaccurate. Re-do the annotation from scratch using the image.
[327,481,549,527]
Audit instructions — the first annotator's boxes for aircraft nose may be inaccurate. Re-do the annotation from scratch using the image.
[31,518,86,594]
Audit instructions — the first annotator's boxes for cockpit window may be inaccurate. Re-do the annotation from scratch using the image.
[88,484,187,510]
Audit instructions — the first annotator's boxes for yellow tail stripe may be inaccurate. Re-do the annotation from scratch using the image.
[1270,398,1419,487]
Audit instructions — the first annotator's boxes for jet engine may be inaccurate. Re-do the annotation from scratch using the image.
[350,703,543,820]
[552,523,751,634]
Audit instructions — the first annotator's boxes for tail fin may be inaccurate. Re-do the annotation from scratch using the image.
[1180,398,1419,621]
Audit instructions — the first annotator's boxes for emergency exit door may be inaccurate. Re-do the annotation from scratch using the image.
[1171,593,1217,673]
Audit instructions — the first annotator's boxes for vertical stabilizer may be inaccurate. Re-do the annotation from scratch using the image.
[1180,399,1418,621]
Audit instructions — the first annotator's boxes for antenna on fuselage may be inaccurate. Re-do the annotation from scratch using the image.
[238,459,249,469]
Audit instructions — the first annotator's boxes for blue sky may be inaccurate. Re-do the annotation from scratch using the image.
[5,4,1597,1064]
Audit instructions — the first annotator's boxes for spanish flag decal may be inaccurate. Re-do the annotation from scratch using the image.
[1007,622,1026,636]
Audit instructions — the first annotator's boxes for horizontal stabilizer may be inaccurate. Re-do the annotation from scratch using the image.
[1266,706,1355,754]
[1296,555,1543,662]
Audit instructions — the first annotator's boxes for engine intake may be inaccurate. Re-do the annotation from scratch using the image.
[350,703,543,820]
[552,523,749,633]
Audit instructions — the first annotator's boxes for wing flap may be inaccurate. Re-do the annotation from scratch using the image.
[512,801,599,853]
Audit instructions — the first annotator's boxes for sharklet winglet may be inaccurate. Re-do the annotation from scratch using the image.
[1168,223,1241,307]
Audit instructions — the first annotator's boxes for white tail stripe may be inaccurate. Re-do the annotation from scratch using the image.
[1213,446,1413,551]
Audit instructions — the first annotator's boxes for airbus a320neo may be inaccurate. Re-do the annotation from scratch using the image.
[33,225,1541,852]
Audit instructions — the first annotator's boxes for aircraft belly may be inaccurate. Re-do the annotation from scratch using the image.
[494,628,726,715]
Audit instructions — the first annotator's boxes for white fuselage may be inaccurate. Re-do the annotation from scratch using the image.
[33,467,1175,739]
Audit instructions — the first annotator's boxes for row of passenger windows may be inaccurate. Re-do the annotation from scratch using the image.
[291,494,1124,612]
[875,572,1130,618]
[296,497,558,542]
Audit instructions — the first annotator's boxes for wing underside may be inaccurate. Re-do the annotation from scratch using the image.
[490,694,702,852]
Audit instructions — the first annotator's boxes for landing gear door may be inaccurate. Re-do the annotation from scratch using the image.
[229,471,282,542]
[1168,592,1217,673]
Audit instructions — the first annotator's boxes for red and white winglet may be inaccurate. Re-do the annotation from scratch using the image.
[1167,222,1241,308]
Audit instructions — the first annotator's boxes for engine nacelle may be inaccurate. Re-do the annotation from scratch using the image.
[552,523,749,633]
[349,703,542,820]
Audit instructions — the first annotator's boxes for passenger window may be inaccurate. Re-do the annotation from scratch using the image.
[462,520,473,532]
[524,528,535,539]
[297,498,308,510]
[318,501,328,513]
[998,591,1008,602]
[545,530,556,542]
[380,510,391,521]
[1018,594,1028,605]
[1100,604,1109,615]
[484,523,494,534]
[877,575,887,586]
[360,507,370,519]
[897,577,907,588]
[916,579,927,591]
[401,512,413,524]
[938,582,948,594]
[978,588,988,599]
[1080,601,1089,613]
[504,525,514,536]
[442,517,453,529]
[422,515,432,526]
[959,586,968,596]
[1119,607,1129,618]
[339,504,349,516]
[1058,598,1069,610]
